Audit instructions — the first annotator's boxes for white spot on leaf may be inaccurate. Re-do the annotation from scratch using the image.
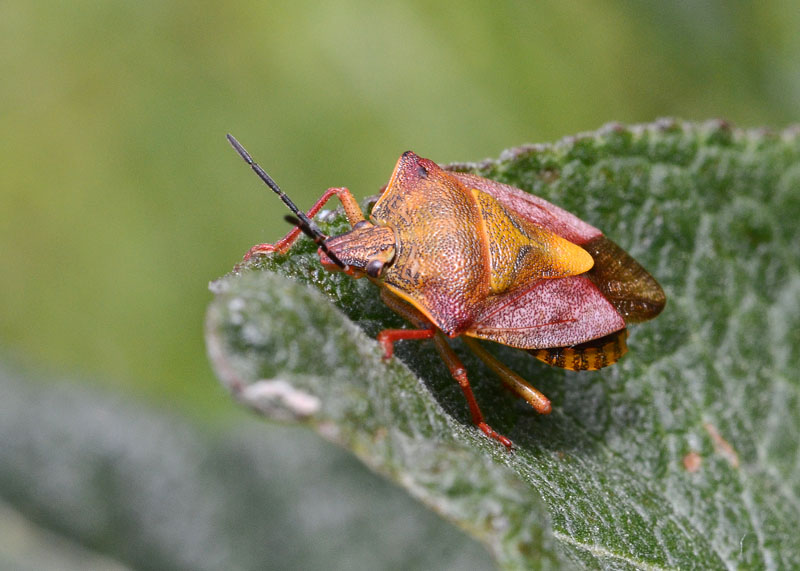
[242,379,321,420]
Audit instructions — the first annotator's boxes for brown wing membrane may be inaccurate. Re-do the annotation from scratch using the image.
[582,236,666,323]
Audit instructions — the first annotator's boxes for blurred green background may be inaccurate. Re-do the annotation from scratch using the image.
[1,1,798,568]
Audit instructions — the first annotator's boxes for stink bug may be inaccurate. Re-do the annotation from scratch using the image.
[228,135,665,449]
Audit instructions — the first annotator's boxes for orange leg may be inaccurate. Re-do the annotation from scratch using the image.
[463,337,551,414]
[379,289,513,450]
[244,187,365,260]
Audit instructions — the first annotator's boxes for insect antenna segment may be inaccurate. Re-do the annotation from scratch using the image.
[283,215,349,271]
[226,133,349,271]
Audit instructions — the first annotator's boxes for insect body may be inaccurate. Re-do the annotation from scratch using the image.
[228,135,665,449]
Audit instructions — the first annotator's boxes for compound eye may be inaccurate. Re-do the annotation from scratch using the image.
[365,259,384,278]
[353,220,370,230]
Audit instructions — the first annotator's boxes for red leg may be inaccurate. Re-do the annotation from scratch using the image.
[377,328,435,360]
[378,288,513,450]
[432,334,513,450]
[376,288,437,359]
[244,187,365,260]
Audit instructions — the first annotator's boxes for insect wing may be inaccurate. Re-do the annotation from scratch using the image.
[471,187,594,295]
[467,275,625,349]
[450,172,602,246]
[453,171,666,324]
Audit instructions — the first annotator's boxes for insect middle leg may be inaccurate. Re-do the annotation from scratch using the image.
[244,187,365,260]
[432,333,513,449]
[379,289,513,449]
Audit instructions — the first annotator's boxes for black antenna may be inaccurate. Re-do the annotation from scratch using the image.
[284,215,350,270]
[227,134,348,270]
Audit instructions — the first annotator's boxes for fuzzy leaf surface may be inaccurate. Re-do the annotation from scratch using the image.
[207,120,800,569]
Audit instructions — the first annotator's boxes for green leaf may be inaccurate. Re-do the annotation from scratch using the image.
[0,365,492,570]
[206,120,800,569]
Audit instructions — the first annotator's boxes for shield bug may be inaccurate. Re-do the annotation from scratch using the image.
[227,135,665,449]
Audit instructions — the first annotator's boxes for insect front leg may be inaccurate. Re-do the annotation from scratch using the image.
[377,328,436,360]
[377,288,437,358]
[244,187,365,260]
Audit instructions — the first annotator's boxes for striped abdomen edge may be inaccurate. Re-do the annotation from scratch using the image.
[529,329,628,371]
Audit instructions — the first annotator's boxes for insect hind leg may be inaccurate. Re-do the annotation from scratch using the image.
[530,328,628,371]
[463,337,551,414]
